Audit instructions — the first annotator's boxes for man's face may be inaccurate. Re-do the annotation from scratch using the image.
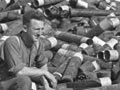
[27,19,44,42]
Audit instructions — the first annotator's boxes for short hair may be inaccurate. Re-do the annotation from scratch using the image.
[23,10,45,25]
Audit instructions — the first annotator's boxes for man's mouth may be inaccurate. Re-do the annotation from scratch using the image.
[36,34,40,37]
[33,35,40,40]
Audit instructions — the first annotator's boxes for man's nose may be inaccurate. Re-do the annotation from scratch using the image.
[36,30,41,35]
[38,29,43,35]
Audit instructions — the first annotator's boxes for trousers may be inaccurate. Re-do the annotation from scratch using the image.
[0,75,32,90]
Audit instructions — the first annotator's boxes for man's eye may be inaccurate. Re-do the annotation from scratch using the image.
[34,28,40,31]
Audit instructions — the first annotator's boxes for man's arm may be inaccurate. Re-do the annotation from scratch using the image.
[17,66,57,86]
[17,66,46,76]
[17,66,51,80]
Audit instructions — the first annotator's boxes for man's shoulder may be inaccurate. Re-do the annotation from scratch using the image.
[5,36,20,46]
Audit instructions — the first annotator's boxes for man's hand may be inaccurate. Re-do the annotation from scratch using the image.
[43,76,56,90]
[44,71,57,89]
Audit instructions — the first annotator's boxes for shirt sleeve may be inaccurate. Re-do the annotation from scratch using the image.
[35,39,48,68]
[4,37,26,74]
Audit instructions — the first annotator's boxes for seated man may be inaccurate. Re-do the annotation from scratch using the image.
[1,10,57,90]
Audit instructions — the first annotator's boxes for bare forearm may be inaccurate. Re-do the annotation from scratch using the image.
[17,66,57,87]
[17,67,47,77]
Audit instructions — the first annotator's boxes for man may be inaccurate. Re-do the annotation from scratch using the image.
[1,10,57,90]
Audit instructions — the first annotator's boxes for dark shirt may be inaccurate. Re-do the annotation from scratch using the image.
[3,31,48,75]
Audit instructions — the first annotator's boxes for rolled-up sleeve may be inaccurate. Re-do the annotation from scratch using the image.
[4,37,26,74]
[36,54,48,68]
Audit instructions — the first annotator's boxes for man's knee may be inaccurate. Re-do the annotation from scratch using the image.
[7,76,32,90]
[17,75,32,86]
[0,76,32,90]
